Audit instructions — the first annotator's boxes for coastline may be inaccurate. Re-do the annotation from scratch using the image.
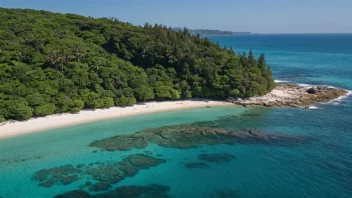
[0,84,349,140]
[0,100,232,140]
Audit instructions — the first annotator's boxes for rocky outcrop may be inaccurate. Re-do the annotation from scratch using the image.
[227,84,348,107]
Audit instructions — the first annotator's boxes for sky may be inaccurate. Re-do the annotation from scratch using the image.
[1,0,351,33]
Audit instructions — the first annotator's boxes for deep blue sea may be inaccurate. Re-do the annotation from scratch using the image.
[0,34,352,198]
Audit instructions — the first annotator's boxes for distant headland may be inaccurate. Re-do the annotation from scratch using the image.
[172,27,254,36]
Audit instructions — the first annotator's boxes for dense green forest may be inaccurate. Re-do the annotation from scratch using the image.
[0,8,275,121]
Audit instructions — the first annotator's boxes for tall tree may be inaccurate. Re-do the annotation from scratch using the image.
[248,49,256,66]
[257,53,266,73]
[74,45,85,63]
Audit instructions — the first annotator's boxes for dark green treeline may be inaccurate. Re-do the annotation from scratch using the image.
[0,8,275,121]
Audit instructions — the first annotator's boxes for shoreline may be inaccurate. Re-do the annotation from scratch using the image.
[228,84,349,107]
[0,83,349,140]
[0,100,232,140]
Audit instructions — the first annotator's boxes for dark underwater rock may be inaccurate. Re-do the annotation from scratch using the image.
[113,184,170,198]
[32,154,165,191]
[76,164,85,169]
[214,189,240,198]
[60,174,79,185]
[0,155,43,164]
[89,124,312,152]
[85,162,122,184]
[54,184,171,198]
[39,180,54,187]
[198,153,236,163]
[88,182,111,191]
[143,150,153,154]
[92,135,148,151]
[124,154,166,168]
[32,164,81,187]
[120,165,139,177]
[184,162,210,169]
[55,190,90,198]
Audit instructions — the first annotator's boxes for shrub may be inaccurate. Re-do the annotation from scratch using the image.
[134,86,154,101]
[34,104,56,116]
[115,96,136,107]
[70,100,84,113]
[5,100,33,120]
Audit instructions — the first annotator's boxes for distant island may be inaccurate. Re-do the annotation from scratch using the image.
[172,27,253,36]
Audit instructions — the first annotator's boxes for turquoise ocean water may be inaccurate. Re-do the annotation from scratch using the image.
[1,34,352,198]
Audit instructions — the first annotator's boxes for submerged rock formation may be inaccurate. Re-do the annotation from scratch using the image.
[213,189,240,198]
[54,184,170,198]
[184,162,210,169]
[89,124,312,151]
[32,154,165,191]
[227,84,348,107]
[32,165,80,187]
[198,153,236,163]
[0,155,43,164]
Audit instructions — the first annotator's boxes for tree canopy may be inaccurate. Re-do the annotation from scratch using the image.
[0,8,275,121]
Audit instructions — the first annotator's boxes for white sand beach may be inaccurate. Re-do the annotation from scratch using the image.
[1,84,348,140]
[0,100,232,140]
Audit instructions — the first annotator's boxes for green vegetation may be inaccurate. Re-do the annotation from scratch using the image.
[0,8,275,121]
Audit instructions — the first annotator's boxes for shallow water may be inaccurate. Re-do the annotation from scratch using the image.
[1,34,352,198]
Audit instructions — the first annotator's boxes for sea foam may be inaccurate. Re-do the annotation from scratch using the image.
[308,105,319,109]
[274,79,290,83]
[297,84,314,88]
[321,90,352,105]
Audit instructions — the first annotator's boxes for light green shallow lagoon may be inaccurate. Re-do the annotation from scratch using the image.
[1,103,352,198]
[0,106,248,197]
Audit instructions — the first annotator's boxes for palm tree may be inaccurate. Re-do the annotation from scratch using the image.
[74,45,85,63]
[17,52,25,62]
[49,50,60,71]
[112,74,123,90]
[26,34,44,50]
[91,57,106,72]
[61,52,70,71]
[50,50,69,71]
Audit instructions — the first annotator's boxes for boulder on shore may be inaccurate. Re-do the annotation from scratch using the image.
[307,88,317,94]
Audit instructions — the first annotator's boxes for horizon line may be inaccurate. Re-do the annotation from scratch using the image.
[1,7,351,35]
